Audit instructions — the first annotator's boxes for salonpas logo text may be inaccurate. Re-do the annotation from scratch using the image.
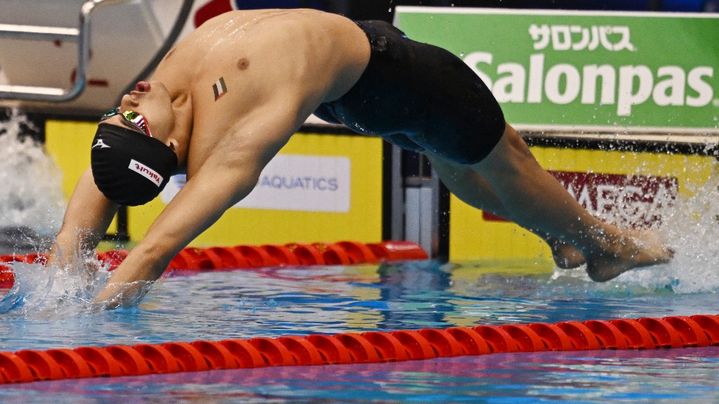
[463,23,715,116]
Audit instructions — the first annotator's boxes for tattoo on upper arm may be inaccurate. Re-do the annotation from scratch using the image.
[212,77,228,101]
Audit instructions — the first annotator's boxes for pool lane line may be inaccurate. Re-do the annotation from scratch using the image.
[1,314,718,384]
[0,240,430,288]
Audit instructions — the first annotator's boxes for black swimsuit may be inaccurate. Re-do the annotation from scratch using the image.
[314,20,505,165]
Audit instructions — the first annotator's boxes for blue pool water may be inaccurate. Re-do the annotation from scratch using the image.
[2,258,719,401]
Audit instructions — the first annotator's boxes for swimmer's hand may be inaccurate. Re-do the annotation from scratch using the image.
[93,246,167,309]
[94,280,155,309]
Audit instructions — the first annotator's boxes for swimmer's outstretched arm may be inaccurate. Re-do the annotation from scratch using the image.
[94,103,300,308]
[49,168,119,266]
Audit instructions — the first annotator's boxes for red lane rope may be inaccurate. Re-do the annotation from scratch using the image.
[0,241,429,289]
[3,243,718,385]
[1,314,718,384]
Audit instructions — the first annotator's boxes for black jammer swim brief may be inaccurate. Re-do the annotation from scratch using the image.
[314,20,505,165]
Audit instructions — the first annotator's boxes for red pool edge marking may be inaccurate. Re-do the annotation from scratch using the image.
[1,314,718,384]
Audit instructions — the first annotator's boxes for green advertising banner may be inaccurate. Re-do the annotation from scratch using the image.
[394,7,719,132]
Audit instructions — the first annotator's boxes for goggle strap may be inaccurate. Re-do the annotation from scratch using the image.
[100,107,120,121]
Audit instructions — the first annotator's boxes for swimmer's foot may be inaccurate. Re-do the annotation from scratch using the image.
[584,229,674,282]
[549,239,586,269]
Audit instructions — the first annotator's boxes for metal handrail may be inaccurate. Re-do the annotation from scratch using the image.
[0,0,130,102]
[0,24,80,42]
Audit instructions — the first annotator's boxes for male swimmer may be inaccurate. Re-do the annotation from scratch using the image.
[49,9,672,308]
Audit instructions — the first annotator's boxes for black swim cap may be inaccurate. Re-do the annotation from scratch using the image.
[91,123,178,206]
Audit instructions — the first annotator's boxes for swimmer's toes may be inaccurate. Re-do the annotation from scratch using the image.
[656,245,674,264]
[646,240,674,264]
[633,247,672,268]
[585,232,672,282]
[629,230,673,266]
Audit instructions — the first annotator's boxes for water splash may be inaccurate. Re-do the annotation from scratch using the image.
[551,165,719,294]
[0,257,111,317]
[0,110,65,249]
[650,167,719,293]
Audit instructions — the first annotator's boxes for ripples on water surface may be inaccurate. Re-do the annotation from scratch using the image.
[2,259,719,402]
[3,259,719,348]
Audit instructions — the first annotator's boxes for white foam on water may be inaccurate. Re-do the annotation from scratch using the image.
[0,257,111,317]
[0,109,65,242]
[552,162,719,294]
[645,168,719,294]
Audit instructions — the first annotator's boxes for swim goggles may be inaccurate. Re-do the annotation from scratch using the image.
[100,107,153,138]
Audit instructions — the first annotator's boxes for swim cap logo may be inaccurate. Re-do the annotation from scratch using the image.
[92,139,111,149]
[128,159,163,187]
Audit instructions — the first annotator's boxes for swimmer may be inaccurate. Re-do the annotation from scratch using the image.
[48,9,672,308]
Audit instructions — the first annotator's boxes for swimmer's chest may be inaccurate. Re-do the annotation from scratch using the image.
[155,49,265,126]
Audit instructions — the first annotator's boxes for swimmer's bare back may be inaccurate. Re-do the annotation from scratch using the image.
[149,9,370,175]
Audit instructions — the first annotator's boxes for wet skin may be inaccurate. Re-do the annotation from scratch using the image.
[50,9,672,308]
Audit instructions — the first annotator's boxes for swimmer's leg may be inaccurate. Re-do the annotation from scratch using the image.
[427,154,586,269]
[467,124,672,281]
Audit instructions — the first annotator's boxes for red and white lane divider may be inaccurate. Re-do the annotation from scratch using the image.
[1,314,718,384]
[0,241,428,288]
